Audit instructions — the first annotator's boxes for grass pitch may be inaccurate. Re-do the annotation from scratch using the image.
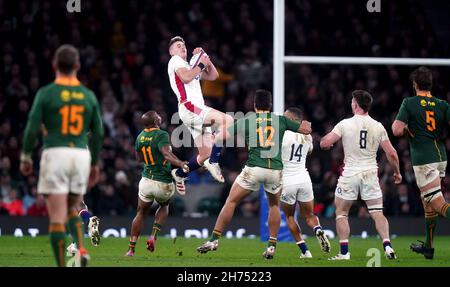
[0,235,449,267]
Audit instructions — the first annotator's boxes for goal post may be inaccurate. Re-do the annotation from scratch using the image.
[267,0,450,242]
[273,0,450,115]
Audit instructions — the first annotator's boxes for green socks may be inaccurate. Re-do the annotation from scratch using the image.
[210,230,222,242]
[49,223,66,267]
[424,212,438,248]
[67,212,85,250]
[151,223,163,238]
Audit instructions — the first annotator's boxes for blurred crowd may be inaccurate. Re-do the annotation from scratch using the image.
[1,0,450,218]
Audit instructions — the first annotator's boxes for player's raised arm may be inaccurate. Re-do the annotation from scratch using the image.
[320,121,342,150]
[175,52,210,84]
[320,131,340,150]
[297,120,312,135]
[20,90,44,176]
[380,139,402,184]
[201,57,219,81]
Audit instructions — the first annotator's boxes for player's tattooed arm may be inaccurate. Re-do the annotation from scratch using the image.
[320,132,340,150]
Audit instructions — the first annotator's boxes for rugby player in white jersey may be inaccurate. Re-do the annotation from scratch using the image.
[280,107,331,259]
[320,90,402,260]
[167,36,233,193]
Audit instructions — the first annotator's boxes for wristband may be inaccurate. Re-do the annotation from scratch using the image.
[197,63,206,71]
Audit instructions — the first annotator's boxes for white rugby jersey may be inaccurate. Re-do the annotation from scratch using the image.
[281,130,313,179]
[167,54,205,107]
[332,114,389,177]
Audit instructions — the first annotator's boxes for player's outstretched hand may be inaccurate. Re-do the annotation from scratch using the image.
[299,120,312,135]
[88,165,100,189]
[393,172,402,184]
[193,47,204,55]
[199,54,211,66]
[20,162,33,176]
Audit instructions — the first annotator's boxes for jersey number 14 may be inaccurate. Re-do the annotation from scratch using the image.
[289,144,303,162]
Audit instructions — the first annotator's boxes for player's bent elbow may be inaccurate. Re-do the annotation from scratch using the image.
[392,128,403,137]
[391,122,404,137]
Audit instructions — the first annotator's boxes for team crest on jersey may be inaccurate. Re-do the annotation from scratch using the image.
[420,99,427,107]
[60,90,85,101]
[61,90,71,102]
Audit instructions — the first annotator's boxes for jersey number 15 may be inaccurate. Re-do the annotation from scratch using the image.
[59,105,84,136]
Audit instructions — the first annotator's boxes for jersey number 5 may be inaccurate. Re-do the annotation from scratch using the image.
[256,126,275,147]
[59,105,84,136]
[425,111,436,132]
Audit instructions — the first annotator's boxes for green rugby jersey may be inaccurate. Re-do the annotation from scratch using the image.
[229,112,301,170]
[395,92,450,165]
[22,77,103,164]
[135,128,173,183]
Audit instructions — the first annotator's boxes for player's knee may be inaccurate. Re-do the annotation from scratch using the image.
[367,203,384,215]
[421,186,443,204]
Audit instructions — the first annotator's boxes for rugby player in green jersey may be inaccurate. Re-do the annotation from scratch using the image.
[20,44,104,267]
[125,111,189,256]
[197,89,312,259]
[392,67,450,259]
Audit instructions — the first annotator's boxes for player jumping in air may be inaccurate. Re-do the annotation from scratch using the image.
[125,111,189,256]
[196,89,312,259]
[392,67,450,260]
[321,90,401,261]
[20,44,104,267]
[167,36,234,193]
[280,107,331,258]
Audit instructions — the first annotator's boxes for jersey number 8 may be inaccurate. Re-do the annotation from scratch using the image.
[359,130,368,149]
